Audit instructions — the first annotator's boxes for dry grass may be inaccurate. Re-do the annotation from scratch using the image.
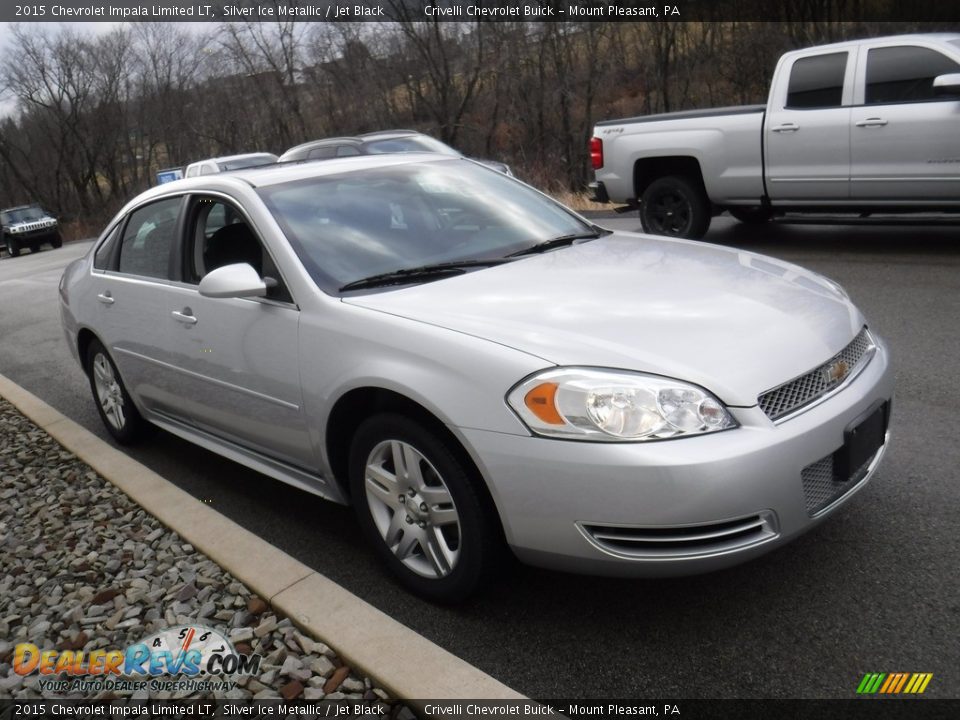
[548,189,613,213]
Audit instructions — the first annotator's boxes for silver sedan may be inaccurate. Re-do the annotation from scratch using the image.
[59,155,893,601]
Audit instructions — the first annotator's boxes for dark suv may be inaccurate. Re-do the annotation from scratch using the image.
[2,205,62,257]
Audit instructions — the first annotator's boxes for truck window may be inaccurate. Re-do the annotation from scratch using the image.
[866,46,960,104]
[786,52,847,109]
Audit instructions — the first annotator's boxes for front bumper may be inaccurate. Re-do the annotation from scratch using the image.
[462,338,894,577]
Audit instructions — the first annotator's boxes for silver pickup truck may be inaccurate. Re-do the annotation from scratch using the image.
[590,34,960,238]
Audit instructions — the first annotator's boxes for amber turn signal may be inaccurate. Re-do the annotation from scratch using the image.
[523,383,565,425]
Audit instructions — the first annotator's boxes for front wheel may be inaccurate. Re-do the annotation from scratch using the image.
[639,175,711,239]
[349,413,500,603]
[85,339,150,445]
[5,236,19,257]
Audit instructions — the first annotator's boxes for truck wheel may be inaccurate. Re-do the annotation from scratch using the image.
[349,413,500,603]
[729,207,772,225]
[5,236,19,257]
[50,232,63,249]
[30,242,40,253]
[640,176,710,239]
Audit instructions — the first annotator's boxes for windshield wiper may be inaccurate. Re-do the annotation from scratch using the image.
[505,229,611,257]
[340,259,513,292]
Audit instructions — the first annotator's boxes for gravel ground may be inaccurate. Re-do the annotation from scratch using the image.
[0,398,409,712]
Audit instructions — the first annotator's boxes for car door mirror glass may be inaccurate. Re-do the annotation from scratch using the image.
[198,263,267,298]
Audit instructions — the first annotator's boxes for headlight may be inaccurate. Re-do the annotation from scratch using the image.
[507,368,736,442]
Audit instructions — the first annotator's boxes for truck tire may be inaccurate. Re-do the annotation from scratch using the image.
[639,176,710,239]
[50,232,63,249]
[729,207,772,225]
[4,236,19,258]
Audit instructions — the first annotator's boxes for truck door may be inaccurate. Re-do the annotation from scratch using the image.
[850,43,960,201]
[765,50,854,201]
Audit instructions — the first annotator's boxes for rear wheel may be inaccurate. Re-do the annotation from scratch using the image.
[85,339,150,445]
[5,236,19,257]
[349,413,500,603]
[639,175,711,239]
[29,242,40,253]
[50,232,63,249]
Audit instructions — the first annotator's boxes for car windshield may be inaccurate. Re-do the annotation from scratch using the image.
[258,159,595,294]
[2,207,46,223]
[364,136,460,156]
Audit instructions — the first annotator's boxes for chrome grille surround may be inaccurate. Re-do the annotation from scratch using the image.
[579,511,779,560]
[758,328,875,422]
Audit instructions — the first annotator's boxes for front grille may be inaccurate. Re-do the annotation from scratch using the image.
[802,444,883,517]
[759,328,874,421]
[581,512,777,559]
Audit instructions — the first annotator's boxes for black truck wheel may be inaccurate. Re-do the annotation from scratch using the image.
[4,236,19,257]
[639,175,711,239]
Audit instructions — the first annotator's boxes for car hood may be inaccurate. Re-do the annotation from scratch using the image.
[343,233,865,406]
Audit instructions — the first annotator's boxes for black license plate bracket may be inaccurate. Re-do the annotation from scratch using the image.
[835,400,889,482]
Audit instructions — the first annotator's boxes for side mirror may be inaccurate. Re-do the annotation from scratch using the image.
[199,263,267,298]
[932,73,960,96]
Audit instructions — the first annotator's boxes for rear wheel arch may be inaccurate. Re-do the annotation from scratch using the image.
[77,328,100,374]
[633,155,707,201]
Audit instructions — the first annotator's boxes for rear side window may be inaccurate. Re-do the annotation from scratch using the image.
[786,52,848,109]
[308,146,338,160]
[866,46,960,104]
[118,197,182,279]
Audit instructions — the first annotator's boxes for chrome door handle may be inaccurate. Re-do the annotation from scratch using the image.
[97,292,114,305]
[855,118,888,127]
[171,309,197,325]
[771,123,799,133]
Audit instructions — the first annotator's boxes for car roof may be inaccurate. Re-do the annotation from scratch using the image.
[1,204,44,213]
[123,153,462,209]
[779,33,960,56]
[187,152,278,166]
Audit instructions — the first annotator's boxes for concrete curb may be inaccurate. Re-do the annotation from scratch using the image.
[0,372,525,703]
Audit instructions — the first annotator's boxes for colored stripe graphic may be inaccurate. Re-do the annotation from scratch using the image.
[858,673,933,694]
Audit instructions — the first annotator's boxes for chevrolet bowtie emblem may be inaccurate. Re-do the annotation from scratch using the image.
[822,359,850,385]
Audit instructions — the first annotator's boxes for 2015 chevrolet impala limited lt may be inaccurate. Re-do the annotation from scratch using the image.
[59,155,893,601]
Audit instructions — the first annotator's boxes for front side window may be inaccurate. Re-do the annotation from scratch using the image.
[786,52,848,109]
[866,46,960,104]
[186,197,292,303]
[117,197,182,279]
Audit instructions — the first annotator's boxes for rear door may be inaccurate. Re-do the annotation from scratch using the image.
[850,42,960,201]
[765,50,855,200]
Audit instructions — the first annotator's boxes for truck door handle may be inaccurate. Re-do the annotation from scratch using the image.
[97,292,115,305]
[171,308,198,325]
[855,117,888,128]
[771,123,799,133]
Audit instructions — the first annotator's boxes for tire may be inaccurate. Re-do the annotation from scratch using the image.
[5,236,19,258]
[85,338,150,445]
[50,232,63,249]
[349,413,500,603]
[728,207,772,225]
[30,242,40,253]
[639,175,711,239]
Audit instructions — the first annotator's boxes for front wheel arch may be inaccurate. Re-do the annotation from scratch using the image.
[326,387,506,532]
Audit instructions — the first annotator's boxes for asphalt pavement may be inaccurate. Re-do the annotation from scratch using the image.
[1,215,957,699]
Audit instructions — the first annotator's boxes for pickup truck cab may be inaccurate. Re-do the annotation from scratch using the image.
[591,34,960,238]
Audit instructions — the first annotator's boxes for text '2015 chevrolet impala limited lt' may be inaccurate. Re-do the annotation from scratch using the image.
[59,155,893,602]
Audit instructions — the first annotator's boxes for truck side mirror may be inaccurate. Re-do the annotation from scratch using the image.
[932,73,960,97]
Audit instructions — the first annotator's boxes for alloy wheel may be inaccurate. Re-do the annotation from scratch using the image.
[363,439,461,578]
[92,352,126,431]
